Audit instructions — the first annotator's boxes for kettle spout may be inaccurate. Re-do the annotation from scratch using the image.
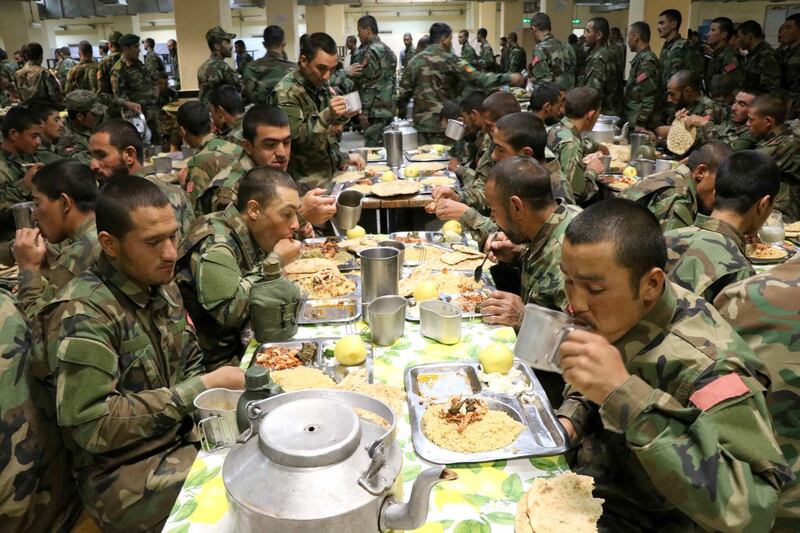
[379,467,457,531]
[614,122,630,143]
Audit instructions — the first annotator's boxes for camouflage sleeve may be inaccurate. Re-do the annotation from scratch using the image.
[397,62,415,116]
[64,68,76,94]
[529,50,554,87]
[456,58,511,89]
[357,48,381,109]
[654,193,695,231]
[478,46,494,71]
[508,48,525,73]
[241,64,258,105]
[456,149,493,211]
[192,242,258,329]
[629,61,660,128]
[760,54,783,93]
[44,72,63,109]
[109,67,124,100]
[459,208,497,248]
[582,54,606,93]
[556,138,585,204]
[16,267,49,318]
[224,63,243,91]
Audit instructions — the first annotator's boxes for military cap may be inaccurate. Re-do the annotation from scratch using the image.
[108,31,123,44]
[65,90,107,116]
[118,34,140,48]
[206,26,236,44]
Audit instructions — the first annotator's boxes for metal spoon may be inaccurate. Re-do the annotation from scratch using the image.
[473,234,494,282]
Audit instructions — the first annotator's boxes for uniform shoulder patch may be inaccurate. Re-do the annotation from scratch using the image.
[636,72,648,83]
[532,55,541,65]
[689,373,750,410]
[723,62,738,73]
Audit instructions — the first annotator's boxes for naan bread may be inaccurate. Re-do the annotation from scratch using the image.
[333,170,365,183]
[602,143,630,164]
[667,118,696,155]
[348,183,373,195]
[409,152,442,161]
[420,175,456,187]
[451,244,484,257]
[364,164,391,176]
[284,257,339,275]
[515,473,604,533]
[440,251,478,266]
[371,180,420,197]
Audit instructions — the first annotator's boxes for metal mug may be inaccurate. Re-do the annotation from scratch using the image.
[633,158,655,178]
[384,129,404,168]
[378,239,405,270]
[655,158,673,174]
[334,189,364,231]
[154,156,172,173]
[359,247,400,321]
[628,133,649,160]
[344,91,362,113]
[12,201,35,229]
[601,155,612,173]
[445,119,466,142]
[420,300,462,345]
[514,303,587,374]
[367,295,407,346]
[194,388,243,451]
[355,147,369,163]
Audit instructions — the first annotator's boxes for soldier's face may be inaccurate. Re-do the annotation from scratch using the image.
[235,42,245,54]
[39,111,64,142]
[461,110,482,133]
[404,36,413,47]
[626,29,637,52]
[31,185,68,243]
[737,31,753,50]
[485,178,526,245]
[167,41,176,53]
[747,109,773,138]
[123,44,140,61]
[784,21,800,43]
[10,126,41,155]
[243,124,291,171]
[481,111,495,135]
[458,33,467,45]
[357,26,370,44]
[89,132,132,182]
[219,40,233,58]
[491,127,531,162]
[584,23,598,46]
[707,23,725,47]
[665,80,686,107]
[246,186,301,253]
[656,16,675,39]
[731,91,755,123]
[299,49,338,87]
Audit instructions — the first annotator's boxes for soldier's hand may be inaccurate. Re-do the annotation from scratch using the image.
[432,185,458,201]
[300,188,336,226]
[347,153,366,170]
[274,238,303,265]
[123,101,143,115]
[22,163,44,187]
[559,329,630,405]
[481,290,525,328]
[14,228,47,270]
[683,114,710,129]
[358,113,370,130]
[434,198,469,221]
[299,222,315,239]
[557,417,577,446]
[201,365,245,390]
[655,125,671,139]
[447,157,460,172]
[486,232,521,264]
[509,73,525,87]
[583,152,605,174]
[177,167,189,187]
[345,63,363,76]
[329,96,349,119]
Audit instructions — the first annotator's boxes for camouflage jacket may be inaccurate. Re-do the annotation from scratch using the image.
[96,51,120,95]
[705,43,743,92]
[60,119,93,164]
[110,57,156,107]
[621,164,697,231]
[197,53,242,104]
[0,289,80,532]
[478,42,495,71]
[144,50,166,81]
[583,43,621,118]
[460,42,479,67]
[664,213,754,302]
[551,116,600,206]
[625,47,661,129]
[34,137,65,165]
[185,133,243,213]
[518,200,580,311]
[203,151,255,215]
[17,217,100,318]
[457,135,494,213]
[31,254,207,530]
[398,44,511,134]
[219,115,244,145]
[716,119,756,150]
[136,171,196,242]
[500,45,510,72]
[714,257,800,529]
[65,59,99,93]
[659,36,704,89]
[529,33,576,91]
[241,51,295,105]
[235,52,253,75]
[55,57,76,87]
[458,208,497,248]
[755,124,800,222]
[0,147,32,239]
[507,43,526,74]
[743,40,782,94]
[352,37,397,120]
[557,282,790,532]
[401,44,416,68]
[268,69,348,190]
[15,62,63,108]
[175,203,270,367]
[779,44,800,116]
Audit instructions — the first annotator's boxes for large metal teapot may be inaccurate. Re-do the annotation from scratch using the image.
[383,117,418,151]
[223,389,455,532]
[589,114,629,145]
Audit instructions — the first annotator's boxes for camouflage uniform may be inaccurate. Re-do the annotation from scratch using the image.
[184,133,243,213]
[557,281,790,532]
[478,41,496,71]
[715,119,756,150]
[572,40,587,80]
[507,43,526,74]
[201,151,255,215]
[705,43,743,93]
[328,63,354,96]
[60,90,106,165]
[582,43,621,118]
[754,124,800,222]
[55,56,76,88]
[64,58,99,93]
[550,116,601,206]
[352,36,397,146]
[625,46,661,129]
[457,136,494,213]
[241,50,295,105]
[136,171,196,242]
[500,44,510,73]
[460,41,479,67]
[111,56,161,142]
[664,213,754,303]
[714,257,800,530]
[401,44,416,68]
[659,36,704,89]
[33,137,65,165]
[0,289,81,532]
[529,33,576,91]
[175,204,277,368]
[235,52,253,75]
[742,40,782,94]
[218,115,244,145]
[15,62,63,108]
[0,148,33,240]
[197,54,242,105]
[620,164,697,231]
[398,43,511,143]
[458,210,497,248]
[268,69,349,191]
[778,44,800,117]
[97,50,123,118]
[32,254,207,531]
[144,49,166,81]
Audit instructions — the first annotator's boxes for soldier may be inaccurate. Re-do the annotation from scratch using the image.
[704,17,743,93]
[400,32,416,68]
[177,101,243,212]
[779,14,800,118]
[499,37,510,72]
[97,31,122,112]
[449,90,486,170]
[749,93,800,222]
[242,25,295,105]
[715,88,758,150]
[655,70,715,141]
[609,27,627,79]
[29,103,65,165]
[234,39,253,75]
[506,32,526,74]
[32,177,245,531]
[476,27,496,71]
[143,38,166,81]
[582,17,621,118]
[209,84,245,143]
[458,30,479,67]
[657,9,704,90]
[98,41,108,58]
[65,40,99,93]
[351,16,397,147]
[399,23,521,145]
[529,82,565,128]
[197,26,242,104]
[714,257,800,531]
[54,47,76,88]
[345,35,358,64]
[665,150,778,302]
[62,90,106,164]
[167,38,180,89]
[0,289,81,532]
[15,43,63,108]
[738,20,782,94]
[111,34,161,145]
[176,168,302,369]
[529,12,576,91]
[13,160,99,317]
[268,32,363,191]
[624,21,661,132]
[0,108,43,240]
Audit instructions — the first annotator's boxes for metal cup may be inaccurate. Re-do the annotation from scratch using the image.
[359,247,400,321]
[355,147,369,163]
[194,388,243,451]
[378,239,405,270]
[154,156,172,173]
[420,300,462,345]
[334,189,364,231]
[344,91,362,113]
[628,133,649,160]
[601,155,612,173]
[367,295,407,346]
[12,201,34,229]
[634,158,655,178]
[655,158,673,174]
[384,129,404,168]
[445,119,466,142]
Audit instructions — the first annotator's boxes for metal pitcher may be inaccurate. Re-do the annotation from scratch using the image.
[368,295,407,346]
[359,247,400,321]
[194,387,243,451]
[384,129,404,168]
[334,189,364,231]
[628,133,649,160]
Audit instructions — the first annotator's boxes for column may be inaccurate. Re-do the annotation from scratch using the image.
[110,15,142,37]
[0,0,47,51]
[305,5,345,44]
[476,2,498,48]
[540,0,575,42]
[501,1,525,50]
[266,0,299,62]
[628,0,691,56]
[174,0,233,93]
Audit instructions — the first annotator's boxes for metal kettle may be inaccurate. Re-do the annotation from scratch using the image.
[383,117,418,151]
[588,114,629,145]
[222,389,455,532]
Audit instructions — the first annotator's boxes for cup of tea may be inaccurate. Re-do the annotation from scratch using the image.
[344,91,362,113]
[12,201,35,229]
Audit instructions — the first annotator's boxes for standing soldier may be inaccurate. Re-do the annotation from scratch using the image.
[499,37,510,72]
[351,16,397,147]
[506,32,526,74]
[625,22,661,132]
[657,9,704,90]
[780,15,800,118]
[738,20,782,94]
[400,33,416,68]
[242,25,295,105]
[15,43,63,108]
[476,28,496,71]
[704,17,743,93]
[167,39,180,89]
[234,40,253,75]
[54,47,76,88]
[582,17,621,119]
[111,34,161,146]
[197,26,242,105]
[143,38,166,81]
[96,31,128,119]
[65,41,98,93]
[458,30,479,67]
[529,13,576,91]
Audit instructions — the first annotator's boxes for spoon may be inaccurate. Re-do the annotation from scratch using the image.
[473,234,494,282]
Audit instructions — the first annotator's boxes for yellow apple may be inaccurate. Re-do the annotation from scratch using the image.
[404,165,420,178]
[442,220,462,234]
[381,170,397,182]
[346,225,366,239]
[413,280,439,302]
[479,343,514,374]
[334,335,367,366]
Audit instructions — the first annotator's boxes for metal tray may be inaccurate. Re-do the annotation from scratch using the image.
[293,273,361,301]
[404,150,450,162]
[299,297,362,324]
[402,242,452,267]
[390,231,468,246]
[746,243,797,265]
[301,237,359,271]
[405,271,495,321]
[404,360,569,464]
[250,337,373,384]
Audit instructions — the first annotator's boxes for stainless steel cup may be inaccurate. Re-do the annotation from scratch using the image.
[359,247,400,321]
[154,156,172,173]
[384,129,404,168]
[601,155,612,173]
[378,239,405,270]
[445,119,466,142]
[655,158,673,174]
[515,303,586,374]
[194,388,243,451]
[420,300,462,345]
[344,91,362,113]
[334,189,364,231]
[355,147,369,163]
[635,158,655,178]
[12,201,34,229]
[628,133,649,159]
[368,295,407,346]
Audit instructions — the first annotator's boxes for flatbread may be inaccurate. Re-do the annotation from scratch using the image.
[420,175,456,187]
[408,152,443,161]
[364,164,391,176]
[451,244,483,257]
[417,144,451,153]
[348,183,373,195]
[333,170,365,183]
[519,473,604,533]
[284,257,339,275]
[440,251,479,266]
[371,180,420,197]
[602,143,631,163]
[667,118,696,155]
[338,236,380,253]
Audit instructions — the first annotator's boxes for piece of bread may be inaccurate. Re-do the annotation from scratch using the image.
[371,180,421,197]
[284,257,339,275]
[666,118,696,155]
[517,472,604,533]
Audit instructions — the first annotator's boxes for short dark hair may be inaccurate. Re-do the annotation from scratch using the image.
[712,17,734,39]
[481,91,521,122]
[300,32,337,61]
[588,17,609,41]
[28,103,59,125]
[495,113,547,161]
[565,87,601,118]
[508,32,518,42]
[488,156,554,211]
[177,101,211,137]
[670,69,702,93]
[565,198,667,291]
[738,20,764,39]
[568,34,578,44]
[459,91,486,114]
[459,29,469,38]
[477,28,487,40]
[209,84,243,116]
[530,83,561,112]
[788,14,800,27]
[531,13,552,32]
[78,40,93,57]
[236,167,298,211]
[1,106,37,138]
[629,21,650,43]
[708,74,737,100]
[32,160,97,213]
[659,9,683,29]
[687,140,733,174]
[144,38,155,48]
[264,25,285,48]
[99,43,109,54]
[714,151,780,213]
[358,15,379,35]
[25,42,43,62]
[0,49,6,60]
[93,119,144,164]
[96,176,169,239]
[242,104,289,142]
[430,23,453,44]
[439,100,461,121]
[750,93,788,125]
[235,39,245,47]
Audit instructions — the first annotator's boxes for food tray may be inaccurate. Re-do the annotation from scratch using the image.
[746,243,797,265]
[404,361,568,464]
[402,242,452,267]
[351,147,386,162]
[405,150,449,162]
[299,297,362,324]
[251,337,373,384]
[390,231,468,246]
[302,237,358,271]
[292,273,362,300]
[405,270,495,321]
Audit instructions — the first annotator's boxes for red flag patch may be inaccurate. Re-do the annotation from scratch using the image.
[186,182,194,193]
[689,373,750,410]
[636,72,648,83]
[723,62,738,73]
[532,55,541,65]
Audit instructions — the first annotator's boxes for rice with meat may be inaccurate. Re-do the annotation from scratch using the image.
[422,402,524,453]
